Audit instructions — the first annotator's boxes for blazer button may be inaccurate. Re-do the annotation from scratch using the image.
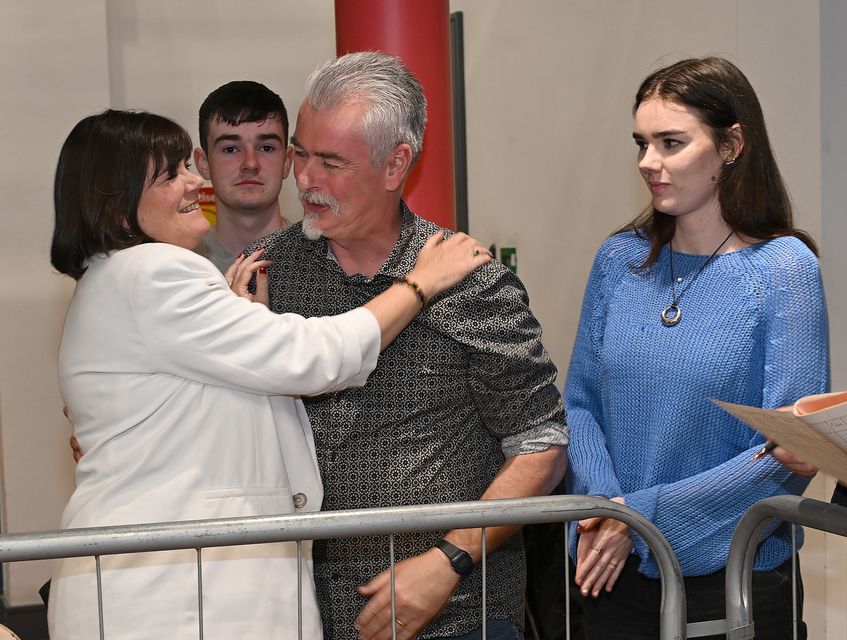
[293,493,308,509]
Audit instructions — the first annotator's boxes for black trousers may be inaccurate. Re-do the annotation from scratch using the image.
[523,521,573,639]
[579,555,805,640]
[832,482,847,507]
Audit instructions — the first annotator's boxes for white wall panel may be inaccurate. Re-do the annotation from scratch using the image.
[0,0,111,607]
[105,0,336,223]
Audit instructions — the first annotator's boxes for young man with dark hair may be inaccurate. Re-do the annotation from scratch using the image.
[193,80,292,271]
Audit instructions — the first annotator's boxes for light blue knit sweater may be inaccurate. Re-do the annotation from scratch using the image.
[565,230,829,577]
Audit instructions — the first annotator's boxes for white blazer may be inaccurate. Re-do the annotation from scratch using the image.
[48,244,380,640]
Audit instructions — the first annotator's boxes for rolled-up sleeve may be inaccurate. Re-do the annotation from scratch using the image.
[430,261,568,456]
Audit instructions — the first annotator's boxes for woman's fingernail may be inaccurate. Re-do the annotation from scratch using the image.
[576,524,584,534]
[259,266,267,275]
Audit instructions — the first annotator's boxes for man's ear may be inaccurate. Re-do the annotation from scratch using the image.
[282,145,293,180]
[723,123,745,163]
[194,147,211,180]
[385,144,413,192]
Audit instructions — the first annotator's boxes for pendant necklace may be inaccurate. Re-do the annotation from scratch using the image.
[660,229,734,327]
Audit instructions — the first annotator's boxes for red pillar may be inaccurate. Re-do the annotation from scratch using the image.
[334,0,456,230]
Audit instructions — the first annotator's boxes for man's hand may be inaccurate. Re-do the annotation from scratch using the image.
[355,548,461,640]
[353,446,566,638]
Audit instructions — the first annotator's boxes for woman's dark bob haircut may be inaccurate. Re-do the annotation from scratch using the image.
[51,109,193,280]
[618,56,818,267]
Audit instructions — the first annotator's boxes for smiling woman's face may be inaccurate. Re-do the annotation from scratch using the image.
[137,159,209,249]
[633,98,726,223]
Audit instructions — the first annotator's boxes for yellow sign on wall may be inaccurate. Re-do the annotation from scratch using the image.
[199,186,217,225]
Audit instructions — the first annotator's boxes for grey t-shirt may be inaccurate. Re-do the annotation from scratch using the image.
[194,228,236,273]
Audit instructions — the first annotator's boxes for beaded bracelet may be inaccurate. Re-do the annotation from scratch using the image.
[394,275,428,309]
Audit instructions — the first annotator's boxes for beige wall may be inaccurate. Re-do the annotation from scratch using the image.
[452,0,824,377]
[0,0,842,632]
[0,0,111,607]
[105,0,336,222]
[819,0,847,635]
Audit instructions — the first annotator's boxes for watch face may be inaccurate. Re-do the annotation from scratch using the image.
[437,539,474,577]
[453,552,474,576]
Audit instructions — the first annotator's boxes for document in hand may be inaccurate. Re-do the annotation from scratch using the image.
[714,392,847,485]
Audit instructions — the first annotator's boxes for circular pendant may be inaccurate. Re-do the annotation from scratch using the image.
[661,304,682,326]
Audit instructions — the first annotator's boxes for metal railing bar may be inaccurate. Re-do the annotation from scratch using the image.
[564,523,571,640]
[297,540,303,640]
[481,526,487,640]
[791,524,798,640]
[686,620,728,637]
[390,534,397,640]
[196,547,204,640]
[725,495,847,640]
[95,554,105,640]
[2,496,687,640]
[0,497,668,559]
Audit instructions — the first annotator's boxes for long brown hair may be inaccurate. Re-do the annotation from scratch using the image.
[618,57,818,267]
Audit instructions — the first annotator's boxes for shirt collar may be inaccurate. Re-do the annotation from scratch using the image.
[310,200,419,281]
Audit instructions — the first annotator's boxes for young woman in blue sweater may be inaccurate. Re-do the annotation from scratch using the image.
[564,57,829,639]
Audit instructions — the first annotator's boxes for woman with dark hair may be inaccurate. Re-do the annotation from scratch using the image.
[48,109,491,639]
[564,58,828,639]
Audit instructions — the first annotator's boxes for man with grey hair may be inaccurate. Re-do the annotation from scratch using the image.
[254,51,568,640]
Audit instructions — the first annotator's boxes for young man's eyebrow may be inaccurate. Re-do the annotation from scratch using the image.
[214,132,284,145]
[213,133,243,145]
[256,133,283,143]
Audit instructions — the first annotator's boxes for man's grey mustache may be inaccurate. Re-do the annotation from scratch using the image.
[299,190,340,215]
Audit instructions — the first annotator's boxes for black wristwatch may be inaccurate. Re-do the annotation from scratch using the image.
[434,539,475,577]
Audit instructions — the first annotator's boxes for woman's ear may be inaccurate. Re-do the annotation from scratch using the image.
[723,123,745,163]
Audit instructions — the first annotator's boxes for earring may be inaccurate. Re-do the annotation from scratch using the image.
[724,157,736,166]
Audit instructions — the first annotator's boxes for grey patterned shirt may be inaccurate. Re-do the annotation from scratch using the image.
[257,202,568,639]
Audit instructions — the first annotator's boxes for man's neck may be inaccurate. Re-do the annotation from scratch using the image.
[213,204,287,257]
[328,205,404,278]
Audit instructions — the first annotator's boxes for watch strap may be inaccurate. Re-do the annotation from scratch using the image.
[434,538,475,577]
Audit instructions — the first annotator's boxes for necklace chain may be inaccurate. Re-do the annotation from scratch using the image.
[660,230,734,327]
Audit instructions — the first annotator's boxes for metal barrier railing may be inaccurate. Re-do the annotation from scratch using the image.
[0,495,687,639]
[724,494,847,640]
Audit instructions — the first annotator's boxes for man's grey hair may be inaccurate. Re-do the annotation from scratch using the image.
[304,51,427,167]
